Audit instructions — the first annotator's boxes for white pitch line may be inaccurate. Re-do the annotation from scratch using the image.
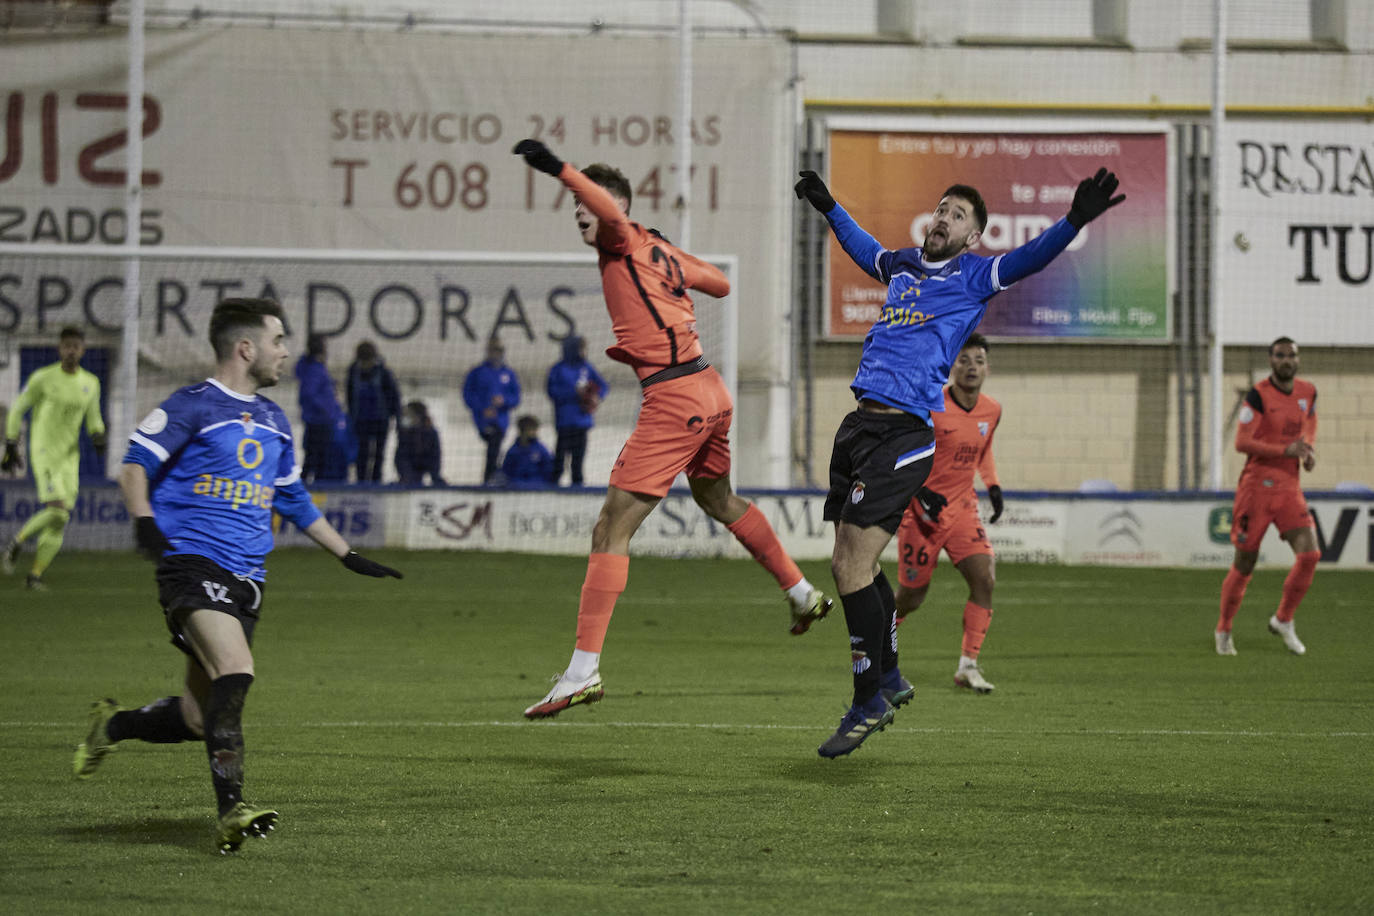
[3,720,1371,738]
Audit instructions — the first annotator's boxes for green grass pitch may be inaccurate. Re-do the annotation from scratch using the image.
[2,550,1371,914]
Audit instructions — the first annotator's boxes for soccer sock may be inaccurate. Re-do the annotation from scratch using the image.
[839,583,885,706]
[961,601,994,659]
[15,506,58,544]
[871,569,898,675]
[31,507,69,578]
[108,696,199,744]
[1276,550,1319,623]
[574,552,629,655]
[726,503,805,592]
[1217,567,1251,632]
[202,673,253,816]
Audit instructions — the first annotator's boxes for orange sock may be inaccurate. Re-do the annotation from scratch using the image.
[1218,567,1251,632]
[727,503,803,590]
[1276,550,1319,623]
[575,553,630,653]
[960,601,993,658]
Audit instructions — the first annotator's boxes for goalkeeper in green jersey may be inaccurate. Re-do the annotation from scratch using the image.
[3,326,107,589]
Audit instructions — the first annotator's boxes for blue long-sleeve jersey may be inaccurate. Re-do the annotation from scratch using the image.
[547,338,609,432]
[123,378,323,580]
[826,203,1079,417]
[462,362,521,433]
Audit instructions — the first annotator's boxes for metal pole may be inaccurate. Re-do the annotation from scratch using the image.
[676,0,692,250]
[119,0,145,447]
[1207,0,1227,489]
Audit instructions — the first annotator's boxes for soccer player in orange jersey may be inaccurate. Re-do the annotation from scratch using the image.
[1216,337,1319,656]
[892,334,1004,693]
[513,139,833,718]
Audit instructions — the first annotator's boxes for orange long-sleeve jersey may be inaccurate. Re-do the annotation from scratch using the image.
[1235,376,1317,491]
[924,387,1001,501]
[558,164,729,380]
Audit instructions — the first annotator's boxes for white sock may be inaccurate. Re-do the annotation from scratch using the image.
[959,655,978,669]
[566,649,600,682]
[785,578,813,606]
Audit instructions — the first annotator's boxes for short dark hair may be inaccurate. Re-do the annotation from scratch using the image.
[208,298,285,362]
[307,333,328,358]
[942,184,988,233]
[516,414,539,433]
[59,325,84,341]
[1270,336,1296,354]
[582,163,632,212]
[963,332,990,353]
[356,340,378,361]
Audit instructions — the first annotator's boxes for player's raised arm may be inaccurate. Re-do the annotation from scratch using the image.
[999,167,1125,287]
[514,138,636,251]
[675,250,730,299]
[796,170,886,283]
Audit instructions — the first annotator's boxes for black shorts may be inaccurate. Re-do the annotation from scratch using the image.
[823,407,936,534]
[156,554,265,657]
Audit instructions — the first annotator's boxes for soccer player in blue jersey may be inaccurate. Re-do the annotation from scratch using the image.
[796,167,1123,757]
[71,297,402,854]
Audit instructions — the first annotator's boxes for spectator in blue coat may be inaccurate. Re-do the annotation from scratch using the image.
[394,400,444,486]
[546,335,609,486]
[346,340,402,484]
[501,414,554,489]
[295,333,345,484]
[463,338,521,484]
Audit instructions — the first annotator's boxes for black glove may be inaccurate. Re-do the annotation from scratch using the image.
[794,170,835,214]
[1,440,21,474]
[1066,167,1125,228]
[987,485,1004,524]
[915,486,947,523]
[512,139,564,177]
[91,432,108,459]
[134,516,172,561]
[341,550,403,579]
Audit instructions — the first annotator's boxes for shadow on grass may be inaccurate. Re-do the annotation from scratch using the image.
[55,816,209,851]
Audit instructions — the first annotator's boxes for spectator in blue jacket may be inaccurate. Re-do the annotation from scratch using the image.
[395,399,444,486]
[346,340,402,484]
[546,335,609,487]
[462,338,521,484]
[295,333,345,484]
[501,414,554,489]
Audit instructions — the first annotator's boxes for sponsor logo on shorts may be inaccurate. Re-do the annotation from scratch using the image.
[687,415,703,431]
[1207,506,1233,544]
[850,481,865,504]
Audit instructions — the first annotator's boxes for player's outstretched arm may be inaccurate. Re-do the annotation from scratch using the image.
[999,167,1125,287]
[302,516,403,579]
[513,138,564,176]
[797,170,886,282]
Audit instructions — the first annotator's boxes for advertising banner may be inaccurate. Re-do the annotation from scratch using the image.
[1223,120,1374,345]
[1062,497,1373,569]
[822,119,1170,340]
[0,480,386,551]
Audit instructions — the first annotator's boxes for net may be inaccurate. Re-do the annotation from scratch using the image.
[0,244,738,492]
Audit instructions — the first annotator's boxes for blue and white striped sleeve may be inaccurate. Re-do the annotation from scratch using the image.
[122,391,197,475]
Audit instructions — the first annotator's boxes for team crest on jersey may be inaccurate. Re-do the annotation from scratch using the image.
[850,481,865,504]
[1298,398,1308,412]
[240,412,255,434]
[978,421,989,437]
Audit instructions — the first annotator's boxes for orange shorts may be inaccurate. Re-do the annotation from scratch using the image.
[609,367,732,498]
[1230,485,1312,550]
[895,494,993,589]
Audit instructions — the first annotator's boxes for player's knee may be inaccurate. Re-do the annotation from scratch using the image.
[1294,549,1320,572]
[48,507,71,529]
